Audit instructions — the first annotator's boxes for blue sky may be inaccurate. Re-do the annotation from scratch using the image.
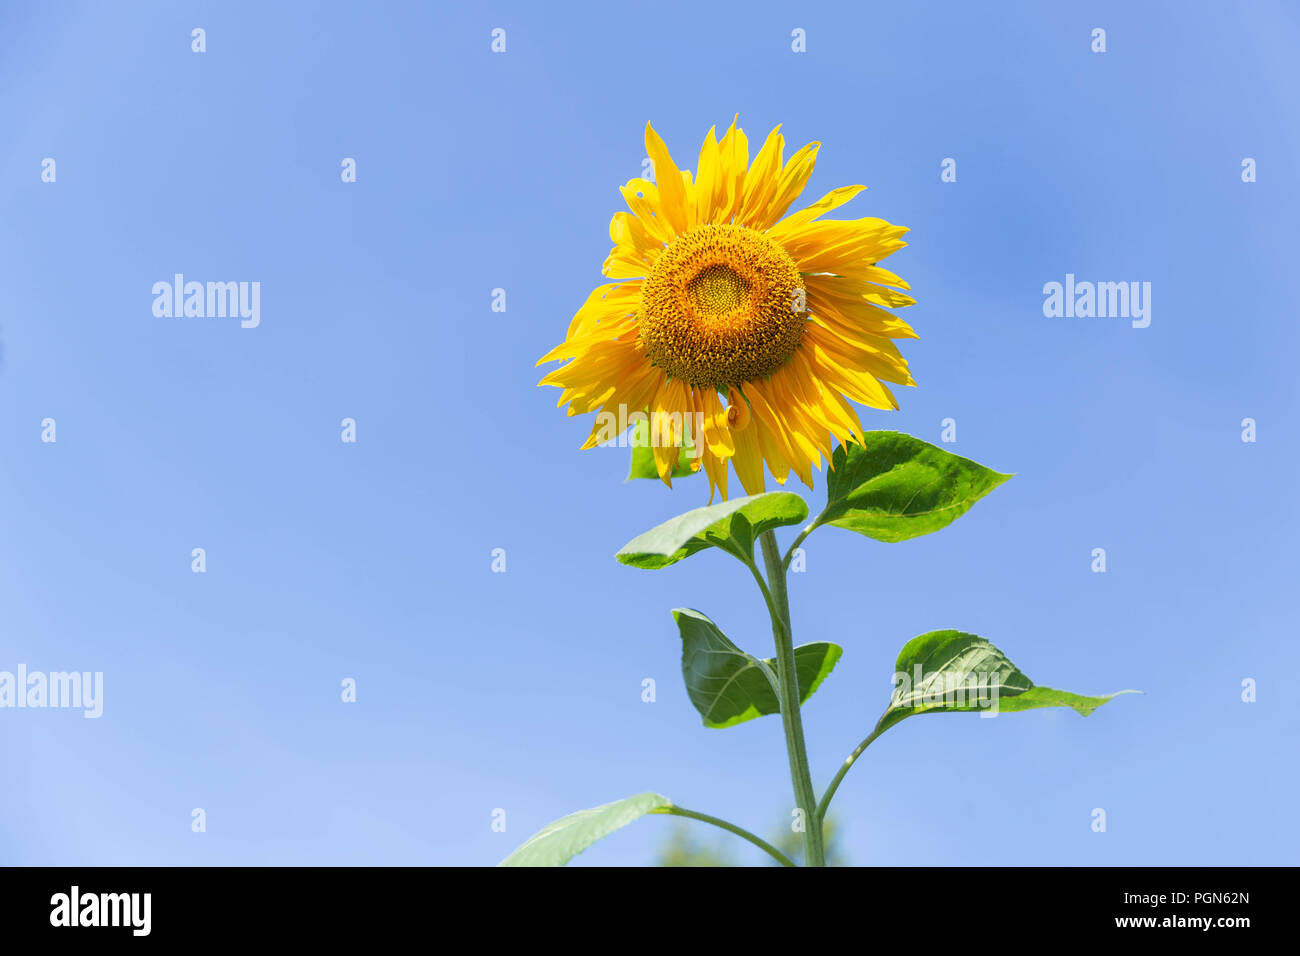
[1,0,1297,866]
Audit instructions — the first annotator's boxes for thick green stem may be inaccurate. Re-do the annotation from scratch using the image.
[653,806,796,867]
[759,530,826,867]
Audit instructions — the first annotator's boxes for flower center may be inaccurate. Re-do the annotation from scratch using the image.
[638,224,806,388]
[687,265,750,316]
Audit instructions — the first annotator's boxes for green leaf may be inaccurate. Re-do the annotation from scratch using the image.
[627,414,700,480]
[674,608,842,729]
[871,629,1138,740]
[499,792,672,867]
[616,492,808,569]
[818,432,1011,543]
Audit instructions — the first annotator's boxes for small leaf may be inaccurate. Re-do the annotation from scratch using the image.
[499,792,672,867]
[819,432,1010,543]
[616,492,808,569]
[871,629,1137,740]
[675,608,841,728]
[627,414,700,480]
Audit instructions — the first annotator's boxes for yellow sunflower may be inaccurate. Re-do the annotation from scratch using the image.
[538,118,917,500]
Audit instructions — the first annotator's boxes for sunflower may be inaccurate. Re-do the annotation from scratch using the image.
[538,118,917,500]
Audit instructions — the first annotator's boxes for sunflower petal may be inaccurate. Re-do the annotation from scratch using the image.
[619,179,675,244]
[730,415,766,494]
[768,185,865,238]
[736,125,784,227]
[644,122,690,238]
[716,116,749,223]
[752,141,820,231]
[785,219,910,272]
[694,126,722,225]
[804,274,916,310]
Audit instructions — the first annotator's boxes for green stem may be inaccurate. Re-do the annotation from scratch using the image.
[758,530,826,867]
[653,806,796,867]
[815,727,882,821]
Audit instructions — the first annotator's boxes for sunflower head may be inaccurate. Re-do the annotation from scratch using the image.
[538,118,917,501]
[639,223,806,388]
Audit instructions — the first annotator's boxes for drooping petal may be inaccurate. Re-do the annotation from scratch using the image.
[725,385,751,431]
[697,386,736,460]
[786,346,864,447]
[729,413,766,494]
[768,365,833,464]
[700,443,729,503]
[805,323,915,387]
[746,377,815,487]
[802,337,900,411]
[648,376,695,484]
[578,362,666,449]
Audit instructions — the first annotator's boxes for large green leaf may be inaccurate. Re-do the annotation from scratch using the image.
[674,608,841,729]
[627,414,700,480]
[818,432,1010,543]
[616,492,808,569]
[499,792,671,867]
[871,629,1137,740]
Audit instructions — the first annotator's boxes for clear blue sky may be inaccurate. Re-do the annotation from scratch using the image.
[1,0,1296,866]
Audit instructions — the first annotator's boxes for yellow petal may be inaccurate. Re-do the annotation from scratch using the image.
[644,123,690,238]
[806,323,914,386]
[649,377,692,484]
[552,282,640,342]
[768,185,865,239]
[804,340,899,411]
[746,378,813,487]
[609,211,663,267]
[602,252,648,279]
[805,274,916,311]
[808,300,917,343]
[619,179,676,245]
[787,347,863,446]
[678,169,698,231]
[697,387,736,459]
[725,385,751,430]
[752,141,819,231]
[730,416,766,494]
[769,366,833,464]
[715,116,749,223]
[736,125,784,227]
[701,446,728,502]
[694,126,722,224]
[784,219,910,273]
